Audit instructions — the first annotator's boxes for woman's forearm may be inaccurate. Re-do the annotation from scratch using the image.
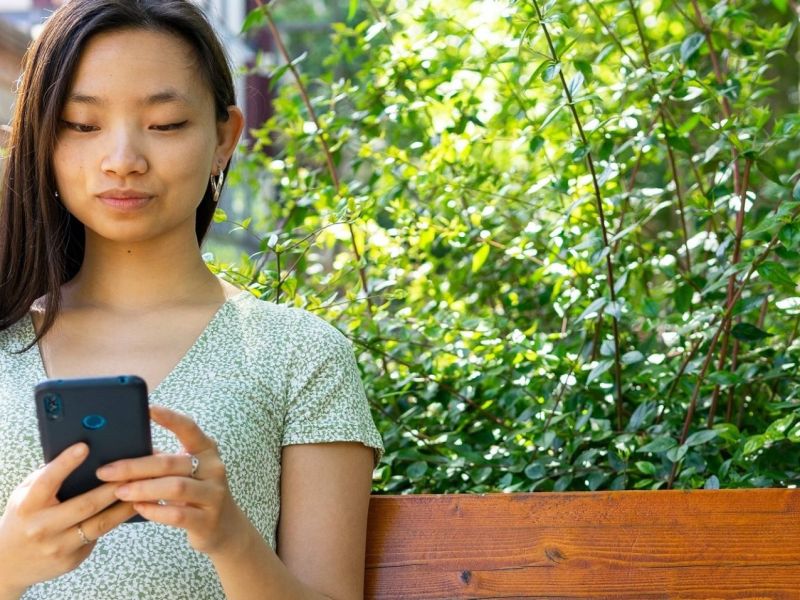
[209,515,332,600]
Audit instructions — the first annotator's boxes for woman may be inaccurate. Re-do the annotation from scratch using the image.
[0,1,383,599]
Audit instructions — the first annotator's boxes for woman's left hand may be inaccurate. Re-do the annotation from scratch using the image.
[95,405,251,557]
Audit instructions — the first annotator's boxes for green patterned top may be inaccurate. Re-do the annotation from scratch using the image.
[0,290,384,599]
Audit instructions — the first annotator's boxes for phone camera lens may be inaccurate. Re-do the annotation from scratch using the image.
[43,394,63,421]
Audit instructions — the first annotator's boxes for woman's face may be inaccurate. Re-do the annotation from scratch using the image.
[53,28,230,245]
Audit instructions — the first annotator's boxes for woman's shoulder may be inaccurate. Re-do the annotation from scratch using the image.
[229,291,352,351]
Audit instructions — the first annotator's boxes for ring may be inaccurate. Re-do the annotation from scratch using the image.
[76,524,90,546]
[157,499,168,506]
[189,454,200,479]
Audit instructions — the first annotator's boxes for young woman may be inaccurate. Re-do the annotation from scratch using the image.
[0,1,383,599]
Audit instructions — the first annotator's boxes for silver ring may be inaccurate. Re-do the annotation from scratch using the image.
[77,524,90,546]
[189,455,200,479]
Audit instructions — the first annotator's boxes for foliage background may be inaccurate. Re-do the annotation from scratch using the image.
[214,0,800,494]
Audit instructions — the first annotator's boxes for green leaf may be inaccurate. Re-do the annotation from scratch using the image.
[471,466,492,484]
[731,322,772,342]
[713,423,741,443]
[707,370,742,387]
[577,297,607,322]
[666,444,688,462]
[529,136,545,154]
[793,179,800,202]
[665,133,693,154]
[680,32,705,63]
[406,461,428,480]
[756,159,782,185]
[542,62,561,82]
[586,359,613,385]
[241,7,266,34]
[567,71,585,97]
[772,0,789,12]
[704,475,720,490]
[685,429,717,447]
[758,261,795,289]
[677,114,701,135]
[553,474,573,491]
[621,351,644,366]
[626,401,655,432]
[779,224,800,249]
[268,64,291,90]
[765,414,794,441]
[787,422,800,443]
[674,285,692,314]
[524,463,546,480]
[742,434,766,456]
[471,244,490,273]
[638,436,677,453]
[347,0,359,21]
[213,208,227,223]
[635,461,656,475]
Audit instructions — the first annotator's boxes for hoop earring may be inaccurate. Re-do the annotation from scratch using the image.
[210,170,224,204]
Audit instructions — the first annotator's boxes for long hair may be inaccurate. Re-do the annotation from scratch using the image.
[0,0,235,341]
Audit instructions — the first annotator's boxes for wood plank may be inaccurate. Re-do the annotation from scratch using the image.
[365,490,800,599]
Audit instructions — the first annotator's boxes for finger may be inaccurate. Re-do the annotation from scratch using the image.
[115,476,209,506]
[132,502,205,530]
[79,500,138,542]
[150,405,215,455]
[46,481,124,528]
[96,453,192,482]
[25,443,89,507]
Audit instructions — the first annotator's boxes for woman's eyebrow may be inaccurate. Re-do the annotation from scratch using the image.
[65,89,192,107]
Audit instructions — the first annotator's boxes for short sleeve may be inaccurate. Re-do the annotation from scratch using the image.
[282,313,384,466]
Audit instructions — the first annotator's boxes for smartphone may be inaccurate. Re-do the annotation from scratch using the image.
[34,375,152,521]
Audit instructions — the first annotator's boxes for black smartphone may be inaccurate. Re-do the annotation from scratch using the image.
[34,375,152,521]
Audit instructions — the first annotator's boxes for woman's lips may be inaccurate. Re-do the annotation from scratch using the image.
[98,196,153,210]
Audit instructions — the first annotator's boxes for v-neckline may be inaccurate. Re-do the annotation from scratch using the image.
[25,290,249,398]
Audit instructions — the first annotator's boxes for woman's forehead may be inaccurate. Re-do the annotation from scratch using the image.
[66,28,211,109]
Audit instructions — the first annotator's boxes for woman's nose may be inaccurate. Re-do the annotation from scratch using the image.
[100,129,148,176]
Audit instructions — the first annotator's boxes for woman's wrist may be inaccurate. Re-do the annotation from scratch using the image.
[205,506,260,564]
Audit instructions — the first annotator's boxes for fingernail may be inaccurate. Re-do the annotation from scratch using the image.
[116,485,130,498]
[72,444,87,457]
[96,465,115,478]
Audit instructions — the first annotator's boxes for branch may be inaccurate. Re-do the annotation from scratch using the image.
[707,159,752,427]
[531,0,625,430]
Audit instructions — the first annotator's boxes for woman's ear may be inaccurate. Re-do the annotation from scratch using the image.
[214,106,245,170]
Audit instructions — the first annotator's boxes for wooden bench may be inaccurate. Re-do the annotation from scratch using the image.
[365,489,800,599]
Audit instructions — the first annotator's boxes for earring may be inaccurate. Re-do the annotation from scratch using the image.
[210,164,225,204]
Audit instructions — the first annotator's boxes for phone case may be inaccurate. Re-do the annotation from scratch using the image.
[34,375,152,522]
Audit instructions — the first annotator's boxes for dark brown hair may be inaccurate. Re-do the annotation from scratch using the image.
[0,0,235,342]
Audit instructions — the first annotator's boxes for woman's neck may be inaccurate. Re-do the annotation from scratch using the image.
[61,227,227,313]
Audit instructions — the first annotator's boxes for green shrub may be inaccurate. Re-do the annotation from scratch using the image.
[217,0,800,493]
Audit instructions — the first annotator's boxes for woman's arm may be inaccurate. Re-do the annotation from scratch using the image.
[209,442,374,600]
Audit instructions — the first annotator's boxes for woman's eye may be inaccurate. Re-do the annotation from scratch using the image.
[152,121,188,131]
[59,120,188,132]
[61,120,97,133]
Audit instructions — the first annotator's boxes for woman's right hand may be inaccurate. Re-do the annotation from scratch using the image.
[0,443,136,598]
